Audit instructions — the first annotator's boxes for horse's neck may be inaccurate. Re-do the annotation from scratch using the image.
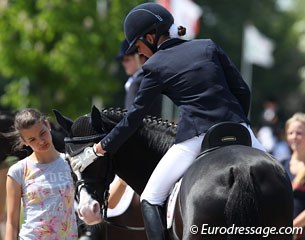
[113,123,175,195]
[102,111,176,194]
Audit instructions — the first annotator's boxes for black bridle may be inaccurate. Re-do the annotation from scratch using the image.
[75,178,108,211]
[64,133,111,218]
[64,134,106,144]
[64,134,145,233]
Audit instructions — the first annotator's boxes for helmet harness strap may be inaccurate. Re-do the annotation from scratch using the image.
[140,24,165,54]
[140,35,159,54]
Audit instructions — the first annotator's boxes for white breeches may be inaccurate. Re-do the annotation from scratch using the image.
[140,123,265,205]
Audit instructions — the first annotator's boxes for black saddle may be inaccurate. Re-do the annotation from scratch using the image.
[200,122,252,154]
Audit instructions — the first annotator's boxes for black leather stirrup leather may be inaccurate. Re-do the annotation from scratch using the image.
[141,200,169,240]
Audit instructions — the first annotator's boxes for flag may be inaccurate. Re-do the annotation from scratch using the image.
[242,24,275,68]
[157,0,202,39]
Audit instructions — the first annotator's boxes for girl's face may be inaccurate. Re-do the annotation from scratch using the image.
[20,120,53,153]
[286,120,305,152]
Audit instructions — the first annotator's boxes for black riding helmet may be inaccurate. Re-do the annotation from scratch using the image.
[124,2,174,54]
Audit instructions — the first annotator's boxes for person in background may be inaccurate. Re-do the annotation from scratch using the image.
[257,97,290,162]
[5,108,77,240]
[108,177,128,209]
[117,39,162,117]
[107,39,164,208]
[282,112,305,239]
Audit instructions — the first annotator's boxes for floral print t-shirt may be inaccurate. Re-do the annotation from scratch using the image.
[8,154,78,240]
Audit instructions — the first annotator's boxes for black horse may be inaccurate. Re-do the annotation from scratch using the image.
[55,106,294,240]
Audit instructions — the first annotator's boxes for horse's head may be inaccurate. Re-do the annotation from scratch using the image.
[54,105,177,225]
[54,106,115,225]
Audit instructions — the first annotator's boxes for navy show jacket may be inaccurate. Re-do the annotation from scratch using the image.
[101,38,250,154]
[124,68,162,118]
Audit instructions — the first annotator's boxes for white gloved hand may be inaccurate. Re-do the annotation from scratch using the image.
[70,146,100,172]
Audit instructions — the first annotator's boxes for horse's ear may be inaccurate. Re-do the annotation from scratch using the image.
[91,105,107,132]
[53,109,74,134]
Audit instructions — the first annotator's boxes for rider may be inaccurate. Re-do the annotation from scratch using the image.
[71,3,265,239]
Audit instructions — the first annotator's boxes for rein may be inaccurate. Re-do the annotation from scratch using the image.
[105,221,145,231]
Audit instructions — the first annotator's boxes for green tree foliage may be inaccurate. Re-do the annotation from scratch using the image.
[0,0,305,127]
[291,0,305,94]
[0,0,143,118]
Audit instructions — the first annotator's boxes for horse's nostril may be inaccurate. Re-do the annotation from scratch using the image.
[77,208,84,219]
[92,202,100,214]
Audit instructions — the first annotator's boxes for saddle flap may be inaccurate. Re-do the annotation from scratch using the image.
[166,178,182,229]
[201,122,252,153]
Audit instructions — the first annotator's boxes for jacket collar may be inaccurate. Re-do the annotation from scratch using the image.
[158,38,187,51]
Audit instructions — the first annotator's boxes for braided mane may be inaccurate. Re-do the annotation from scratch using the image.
[100,108,177,155]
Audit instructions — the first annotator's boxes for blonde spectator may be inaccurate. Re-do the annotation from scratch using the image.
[282,112,305,239]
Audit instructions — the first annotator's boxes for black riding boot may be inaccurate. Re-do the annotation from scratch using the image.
[141,200,169,240]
